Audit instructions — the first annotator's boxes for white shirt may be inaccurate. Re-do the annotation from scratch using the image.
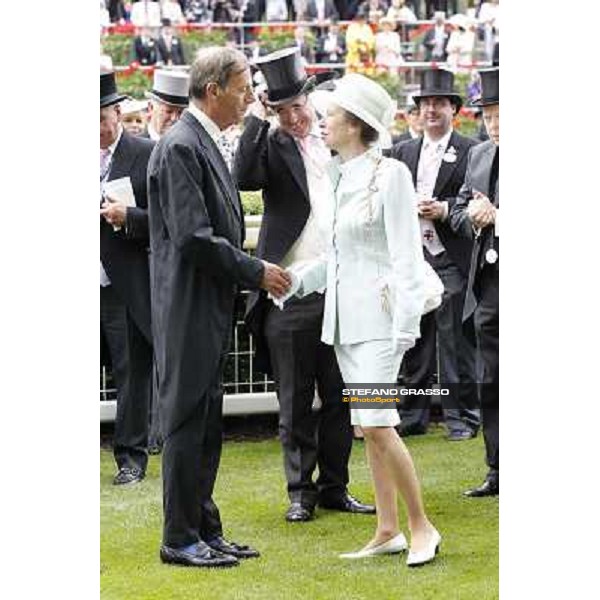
[130,1,162,27]
[433,25,446,57]
[187,103,233,168]
[280,132,332,285]
[100,125,124,286]
[416,129,452,255]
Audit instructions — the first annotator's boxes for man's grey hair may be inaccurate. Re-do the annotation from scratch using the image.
[190,47,249,100]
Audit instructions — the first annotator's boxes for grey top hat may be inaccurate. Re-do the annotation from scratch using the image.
[412,69,463,110]
[100,71,127,108]
[471,68,499,107]
[146,69,190,107]
[253,47,316,107]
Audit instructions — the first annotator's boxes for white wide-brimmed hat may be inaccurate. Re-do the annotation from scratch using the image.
[311,73,397,149]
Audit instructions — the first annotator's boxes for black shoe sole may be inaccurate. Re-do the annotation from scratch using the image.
[160,552,239,569]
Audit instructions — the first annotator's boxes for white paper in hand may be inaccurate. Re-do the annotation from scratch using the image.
[103,176,136,231]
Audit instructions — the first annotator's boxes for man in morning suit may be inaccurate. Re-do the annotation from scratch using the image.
[234,48,375,523]
[449,68,499,497]
[391,69,480,441]
[147,46,292,568]
[100,71,155,485]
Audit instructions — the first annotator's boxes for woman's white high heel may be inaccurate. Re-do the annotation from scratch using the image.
[339,533,408,559]
[406,529,441,567]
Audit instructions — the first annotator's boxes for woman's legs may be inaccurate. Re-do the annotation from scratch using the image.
[362,436,398,547]
[362,426,436,553]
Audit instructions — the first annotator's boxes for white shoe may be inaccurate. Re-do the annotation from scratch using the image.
[406,528,441,567]
[339,533,408,559]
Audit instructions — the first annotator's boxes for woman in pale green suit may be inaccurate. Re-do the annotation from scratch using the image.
[280,74,443,566]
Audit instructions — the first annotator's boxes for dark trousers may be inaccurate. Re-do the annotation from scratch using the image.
[264,293,352,507]
[148,364,162,448]
[101,285,152,473]
[400,252,480,433]
[161,361,225,548]
[474,265,499,478]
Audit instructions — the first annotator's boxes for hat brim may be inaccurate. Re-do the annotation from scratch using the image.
[413,92,463,111]
[101,92,128,108]
[145,90,189,107]
[310,88,393,150]
[265,76,317,107]
[470,97,499,107]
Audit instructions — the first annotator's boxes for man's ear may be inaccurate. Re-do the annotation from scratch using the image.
[206,81,220,100]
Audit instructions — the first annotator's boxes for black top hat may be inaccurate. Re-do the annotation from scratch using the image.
[253,47,316,106]
[100,72,127,108]
[161,18,172,27]
[412,69,463,110]
[471,68,499,106]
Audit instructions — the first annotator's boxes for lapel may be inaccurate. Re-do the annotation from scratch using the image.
[182,112,242,223]
[434,131,462,197]
[107,132,136,182]
[476,141,497,199]
[274,129,310,203]
[403,138,423,187]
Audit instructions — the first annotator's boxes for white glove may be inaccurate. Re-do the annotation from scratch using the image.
[392,333,416,356]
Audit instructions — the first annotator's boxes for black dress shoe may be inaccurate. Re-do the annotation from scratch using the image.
[396,424,427,438]
[113,467,145,486]
[160,543,239,568]
[206,536,260,559]
[285,502,314,522]
[319,493,376,514]
[464,477,499,497]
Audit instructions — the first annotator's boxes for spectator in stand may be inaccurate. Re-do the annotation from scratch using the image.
[121,98,149,136]
[422,11,449,62]
[306,0,339,22]
[143,69,190,141]
[375,15,404,72]
[101,1,111,27]
[393,95,424,143]
[316,20,346,64]
[345,5,375,70]
[367,0,387,25]
[294,26,316,64]
[478,0,498,63]
[130,0,162,27]
[156,18,186,65]
[160,0,188,23]
[185,0,212,21]
[266,0,289,21]
[107,0,127,22]
[446,13,475,72]
[132,26,159,65]
[425,1,458,18]
[387,0,416,24]
[212,0,241,22]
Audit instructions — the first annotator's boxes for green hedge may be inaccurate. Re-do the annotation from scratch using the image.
[101,30,228,67]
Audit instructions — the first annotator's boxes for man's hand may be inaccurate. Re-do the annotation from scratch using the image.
[467,191,496,229]
[418,198,446,220]
[260,261,292,298]
[247,95,269,120]
[100,196,127,228]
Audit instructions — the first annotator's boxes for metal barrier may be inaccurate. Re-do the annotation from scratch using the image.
[100,219,277,422]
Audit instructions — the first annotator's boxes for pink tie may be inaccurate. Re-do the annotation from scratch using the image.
[100,148,111,180]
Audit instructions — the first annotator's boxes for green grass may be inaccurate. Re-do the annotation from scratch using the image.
[101,427,498,600]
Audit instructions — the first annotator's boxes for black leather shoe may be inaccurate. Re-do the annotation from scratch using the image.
[206,536,260,559]
[160,543,239,568]
[447,429,477,442]
[464,477,499,497]
[113,467,145,486]
[319,494,376,514]
[285,502,314,522]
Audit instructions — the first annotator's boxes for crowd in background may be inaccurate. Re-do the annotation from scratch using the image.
[101,0,499,71]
